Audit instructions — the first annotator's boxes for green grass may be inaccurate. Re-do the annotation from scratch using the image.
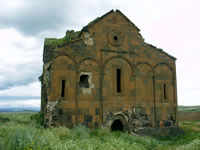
[156,121,200,149]
[178,105,200,112]
[0,112,200,150]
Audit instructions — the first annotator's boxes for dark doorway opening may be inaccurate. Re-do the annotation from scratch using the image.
[111,119,123,132]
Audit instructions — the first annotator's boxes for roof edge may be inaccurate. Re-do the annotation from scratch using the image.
[145,43,177,60]
[78,9,114,38]
[78,9,141,38]
[115,9,140,32]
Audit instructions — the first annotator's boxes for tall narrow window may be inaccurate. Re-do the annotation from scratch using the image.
[61,80,65,97]
[163,84,167,99]
[116,68,121,93]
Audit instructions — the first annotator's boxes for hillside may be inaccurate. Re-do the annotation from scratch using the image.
[178,106,200,121]
[178,106,200,112]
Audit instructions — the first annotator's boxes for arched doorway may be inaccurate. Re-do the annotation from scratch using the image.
[111,119,123,131]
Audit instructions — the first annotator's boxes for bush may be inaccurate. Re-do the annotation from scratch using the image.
[30,112,44,126]
[0,116,10,123]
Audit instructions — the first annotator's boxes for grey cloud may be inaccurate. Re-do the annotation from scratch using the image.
[0,0,116,94]
[0,0,72,36]
[0,0,115,36]
[0,62,42,90]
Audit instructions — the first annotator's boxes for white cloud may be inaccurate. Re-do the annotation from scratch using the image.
[0,82,40,97]
[0,28,42,64]
[0,29,42,89]
[0,99,40,108]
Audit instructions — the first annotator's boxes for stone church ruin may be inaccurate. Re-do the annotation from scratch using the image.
[41,10,181,136]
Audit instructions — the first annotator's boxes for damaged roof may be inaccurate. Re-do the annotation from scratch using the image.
[44,9,176,60]
[44,9,140,48]
[78,9,140,37]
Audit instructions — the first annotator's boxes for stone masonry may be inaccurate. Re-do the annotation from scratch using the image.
[41,9,179,135]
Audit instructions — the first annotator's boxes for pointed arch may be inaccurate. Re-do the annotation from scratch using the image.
[49,54,76,101]
[54,54,76,64]
[154,62,176,123]
[78,57,101,73]
[102,55,133,75]
[51,54,76,70]
[134,62,154,77]
[154,62,174,79]
[135,62,154,103]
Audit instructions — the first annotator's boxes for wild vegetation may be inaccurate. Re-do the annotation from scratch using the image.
[0,111,200,150]
[44,30,80,48]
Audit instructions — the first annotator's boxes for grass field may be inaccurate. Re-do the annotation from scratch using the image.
[178,106,200,121]
[0,111,200,150]
[178,106,200,112]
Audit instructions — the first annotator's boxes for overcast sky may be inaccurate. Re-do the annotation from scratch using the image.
[0,0,200,109]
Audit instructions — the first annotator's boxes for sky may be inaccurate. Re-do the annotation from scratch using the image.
[0,0,200,110]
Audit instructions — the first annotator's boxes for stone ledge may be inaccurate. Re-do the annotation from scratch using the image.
[136,127,184,138]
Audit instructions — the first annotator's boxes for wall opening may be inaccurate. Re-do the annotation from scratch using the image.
[79,75,89,88]
[61,80,65,97]
[163,84,167,99]
[111,119,123,132]
[116,68,121,93]
[113,36,118,41]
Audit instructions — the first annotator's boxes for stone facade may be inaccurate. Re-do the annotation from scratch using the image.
[41,10,178,133]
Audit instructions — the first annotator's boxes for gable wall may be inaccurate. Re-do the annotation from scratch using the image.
[42,11,178,129]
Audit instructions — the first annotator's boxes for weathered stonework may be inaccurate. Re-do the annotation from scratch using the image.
[137,127,184,138]
[41,9,179,135]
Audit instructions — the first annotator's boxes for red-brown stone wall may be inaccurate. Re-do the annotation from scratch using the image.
[42,10,178,129]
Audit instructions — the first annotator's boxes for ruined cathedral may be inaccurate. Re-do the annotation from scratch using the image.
[41,10,179,134]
